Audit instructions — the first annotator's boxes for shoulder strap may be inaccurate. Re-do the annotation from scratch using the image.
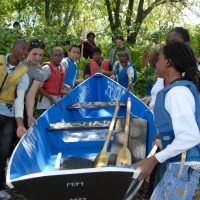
[129,63,137,83]
[42,61,51,66]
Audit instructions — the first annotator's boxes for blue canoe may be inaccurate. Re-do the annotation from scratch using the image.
[6,74,156,200]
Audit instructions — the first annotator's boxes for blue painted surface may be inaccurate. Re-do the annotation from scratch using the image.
[7,74,156,182]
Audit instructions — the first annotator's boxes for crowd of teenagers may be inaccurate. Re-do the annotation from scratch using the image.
[0,26,200,200]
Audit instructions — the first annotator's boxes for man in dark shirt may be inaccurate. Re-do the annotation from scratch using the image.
[109,35,131,65]
[80,32,96,59]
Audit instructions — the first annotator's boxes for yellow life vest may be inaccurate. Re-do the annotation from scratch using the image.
[0,55,28,104]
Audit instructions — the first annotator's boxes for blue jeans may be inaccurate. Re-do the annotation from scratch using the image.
[0,114,15,190]
[149,162,168,197]
[150,164,200,200]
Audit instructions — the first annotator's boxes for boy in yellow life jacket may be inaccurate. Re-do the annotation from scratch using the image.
[0,39,29,199]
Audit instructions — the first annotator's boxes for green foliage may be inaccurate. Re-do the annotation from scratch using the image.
[0,26,20,55]
[190,26,200,57]
[20,25,81,63]
[76,56,89,71]
[0,0,200,116]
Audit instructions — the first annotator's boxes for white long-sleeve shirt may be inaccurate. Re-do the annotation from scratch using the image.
[149,78,164,107]
[155,86,200,165]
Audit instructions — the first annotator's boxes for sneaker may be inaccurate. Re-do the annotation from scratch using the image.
[0,190,12,200]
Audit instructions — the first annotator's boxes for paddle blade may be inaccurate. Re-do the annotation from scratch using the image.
[93,102,120,168]
[116,147,132,166]
[93,150,109,168]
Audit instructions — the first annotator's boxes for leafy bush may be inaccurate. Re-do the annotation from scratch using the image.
[1,23,200,118]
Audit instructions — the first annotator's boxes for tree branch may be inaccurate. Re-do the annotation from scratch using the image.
[45,0,51,26]
[126,0,134,27]
[105,0,115,32]
[115,0,121,28]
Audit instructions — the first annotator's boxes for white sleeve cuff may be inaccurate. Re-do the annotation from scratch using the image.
[14,90,25,118]
[155,150,170,163]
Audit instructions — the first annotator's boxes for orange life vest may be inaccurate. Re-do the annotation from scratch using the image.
[42,62,66,97]
[89,59,110,76]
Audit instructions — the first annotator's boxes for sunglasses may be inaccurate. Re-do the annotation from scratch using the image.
[30,40,45,49]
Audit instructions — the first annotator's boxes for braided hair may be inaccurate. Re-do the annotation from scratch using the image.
[167,27,190,43]
[162,41,200,92]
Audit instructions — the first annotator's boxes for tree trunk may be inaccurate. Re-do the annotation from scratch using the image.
[45,0,50,26]
[127,0,144,44]
[105,0,185,45]
[105,0,115,32]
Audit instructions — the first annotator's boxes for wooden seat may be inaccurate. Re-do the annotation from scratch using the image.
[47,120,111,131]
[67,101,126,109]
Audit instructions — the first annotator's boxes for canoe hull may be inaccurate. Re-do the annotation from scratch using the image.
[6,74,156,199]
[10,168,137,200]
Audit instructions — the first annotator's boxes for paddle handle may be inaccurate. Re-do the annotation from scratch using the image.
[102,102,120,151]
[123,97,131,148]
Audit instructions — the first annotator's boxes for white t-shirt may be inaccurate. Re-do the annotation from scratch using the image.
[155,86,200,165]
[113,61,134,79]
[149,78,164,107]
[61,58,69,70]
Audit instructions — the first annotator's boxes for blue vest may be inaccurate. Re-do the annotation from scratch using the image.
[115,62,137,89]
[154,80,200,163]
[64,58,78,88]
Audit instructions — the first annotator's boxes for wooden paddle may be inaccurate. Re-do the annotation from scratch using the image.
[93,102,120,168]
[116,97,132,166]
